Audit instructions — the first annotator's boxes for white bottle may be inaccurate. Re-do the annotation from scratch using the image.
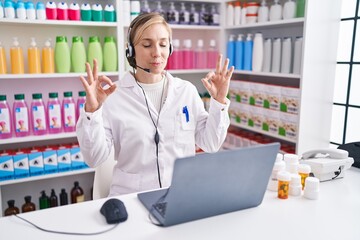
[240,4,247,25]
[4,1,15,19]
[123,0,131,26]
[252,33,264,72]
[130,0,140,21]
[269,0,282,21]
[263,38,272,72]
[0,1,4,18]
[258,0,269,23]
[280,37,292,74]
[16,1,27,19]
[26,2,36,20]
[226,2,234,26]
[293,36,303,74]
[283,0,297,19]
[36,2,46,20]
[271,38,281,73]
[234,2,241,26]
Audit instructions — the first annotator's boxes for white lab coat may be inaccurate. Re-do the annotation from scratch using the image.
[76,71,230,196]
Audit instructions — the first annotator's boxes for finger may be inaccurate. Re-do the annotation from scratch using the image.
[204,71,215,81]
[98,75,114,86]
[222,58,230,74]
[201,78,212,93]
[216,54,222,74]
[85,62,94,84]
[226,66,235,79]
[93,58,98,81]
[104,84,117,96]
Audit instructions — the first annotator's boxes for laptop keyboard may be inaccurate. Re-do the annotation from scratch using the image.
[153,202,167,217]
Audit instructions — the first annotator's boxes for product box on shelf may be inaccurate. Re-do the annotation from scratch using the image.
[0,154,14,181]
[70,144,87,170]
[13,152,29,179]
[57,147,71,172]
[43,148,58,174]
[28,150,44,176]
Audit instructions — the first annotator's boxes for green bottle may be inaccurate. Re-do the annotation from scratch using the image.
[296,0,306,18]
[103,36,118,71]
[39,190,49,209]
[87,36,103,71]
[71,36,86,72]
[55,36,71,73]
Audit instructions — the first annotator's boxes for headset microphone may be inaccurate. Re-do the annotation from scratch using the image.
[136,65,151,73]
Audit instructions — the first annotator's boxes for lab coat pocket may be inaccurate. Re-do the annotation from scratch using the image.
[174,113,196,145]
[111,168,141,194]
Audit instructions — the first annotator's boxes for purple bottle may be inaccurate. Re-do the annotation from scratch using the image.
[31,93,47,135]
[62,91,76,132]
[13,94,30,137]
[47,92,62,134]
[0,95,12,139]
[76,91,86,121]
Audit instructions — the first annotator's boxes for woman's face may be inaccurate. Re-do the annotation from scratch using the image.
[134,23,171,75]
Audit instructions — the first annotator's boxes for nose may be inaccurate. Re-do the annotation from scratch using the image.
[151,45,161,58]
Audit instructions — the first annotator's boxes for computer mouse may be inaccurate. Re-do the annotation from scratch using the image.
[100,198,128,224]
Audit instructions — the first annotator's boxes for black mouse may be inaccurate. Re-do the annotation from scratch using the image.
[100,198,128,224]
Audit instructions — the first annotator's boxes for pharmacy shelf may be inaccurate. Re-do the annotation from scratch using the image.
[0,168,95,186]
[0,132,77,145]
[225,18,304,30]
[0,72,119,79]
[0,18,117,27]
[230,121,297,144]
[169,69,216,74]
[233,70,301,79]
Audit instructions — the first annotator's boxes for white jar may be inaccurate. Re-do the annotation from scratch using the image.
[269,0,282,21]
[304,177,320,200]
[289,174,302,196]
[258,0,269,22]
[283,0,297,19]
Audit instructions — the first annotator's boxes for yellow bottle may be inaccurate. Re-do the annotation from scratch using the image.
[28,37,41,74]
[10,37,24,74]
[0,42,7,74]
[42,38,55,73]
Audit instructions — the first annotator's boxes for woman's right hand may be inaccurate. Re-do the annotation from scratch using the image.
[79,59,117,113]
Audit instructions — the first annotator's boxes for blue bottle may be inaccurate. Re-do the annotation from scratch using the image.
[234,34,244,70]
[226,34,236,68]
[243,33,253,71]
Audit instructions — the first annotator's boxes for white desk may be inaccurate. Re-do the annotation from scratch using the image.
[1,168,359,240]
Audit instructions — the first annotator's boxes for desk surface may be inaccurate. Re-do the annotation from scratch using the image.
[1,168,359,240]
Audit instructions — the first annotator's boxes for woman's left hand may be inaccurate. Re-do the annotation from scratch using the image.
[201,54,234,104]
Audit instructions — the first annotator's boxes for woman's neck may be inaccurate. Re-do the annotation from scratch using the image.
[134,70,164,84]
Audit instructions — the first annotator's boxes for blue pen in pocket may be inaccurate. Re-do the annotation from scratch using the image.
[182,106,189,122]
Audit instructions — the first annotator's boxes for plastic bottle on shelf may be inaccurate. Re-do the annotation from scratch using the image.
[49,189,58,207]
[209,5,219,26]
[182,39,194,69]
[4,200,20,216]
[243,33,253,71]
[271,37,281,73]
[22,196,36,213]
[240,3,247,25]
[280,37,292,74]
[283,0,296,19]
[59,188,68,205]
[168,39,182,70]
[195,39,207,69]
[140,0,151,14]
[71,181,85,203]
[4,1,15,19]
[30,93,47,135]
[55,36,70,73]
[226,2,234,26]
[0,95,12,139]
[76,91,86,121]
[293,36,303,74]
[258,0,269,23]
[130,0,140,21]
[10,37,25,74]
[0,41,7,74]
[88,36,103,71]
[42,38,55,73]
[166,2,179,24]
[25,1,36,20]
[234,2,241,26]
[80,3,91,21]
[207,39,218,69]
[152,1,165,19]
[16,1,26,19]
[234,34,244,70]
[71,36,86,73]
[189,3,199,25]
[36,2,46,20]
[68,3,80,21]
[199,3,208,25]
[252,32,264,72]
[296,0,306,18]
[45,1,57,20]
[226,34,236,68]
[269,0,282,21]
[62,91,76,132]
[47,92,62,134]
[39,190,49,209]
[57,2,68,20]
[179,2,189,25]
[91,3,103,22]
[103,36,118,72]
[28,37,41,74]
[104,4,115,22]
[13,94,30,137]
[262,38,272,72]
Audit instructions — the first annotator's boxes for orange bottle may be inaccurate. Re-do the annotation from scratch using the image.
[0,42,7,74]
[10,37,24,74]
[42,38,55,73]
[28,37,41,74]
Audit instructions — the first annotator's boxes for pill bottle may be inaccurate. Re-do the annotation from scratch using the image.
[284,153,299,174]
[267,153,285,191]
[289,173,302,197]
[298,164,311,189]
[304,177,320,200]
[277,171,291,199]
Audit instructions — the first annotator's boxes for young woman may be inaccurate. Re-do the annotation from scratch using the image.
[76,13,234,196]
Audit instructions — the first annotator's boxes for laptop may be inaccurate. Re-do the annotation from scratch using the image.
[137,142,280,227]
